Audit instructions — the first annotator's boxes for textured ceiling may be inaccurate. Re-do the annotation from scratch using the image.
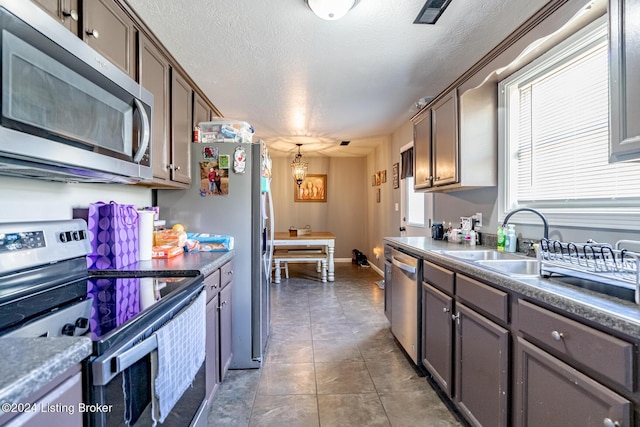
[127,0,549,157]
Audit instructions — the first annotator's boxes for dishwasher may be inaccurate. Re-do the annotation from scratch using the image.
[390,247,421,365]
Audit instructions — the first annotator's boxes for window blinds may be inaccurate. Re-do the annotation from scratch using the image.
[511,33,640,205]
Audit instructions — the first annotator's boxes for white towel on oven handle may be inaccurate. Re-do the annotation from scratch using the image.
[151,291,206,425]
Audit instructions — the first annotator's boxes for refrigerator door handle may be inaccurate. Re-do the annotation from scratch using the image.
[267,190,275,274]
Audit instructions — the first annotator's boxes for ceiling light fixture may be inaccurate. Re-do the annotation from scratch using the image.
[291,143,308,188]
[306,0,357,21]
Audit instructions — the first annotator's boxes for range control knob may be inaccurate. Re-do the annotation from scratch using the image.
[75,317,89,329]
[61,323,76,336]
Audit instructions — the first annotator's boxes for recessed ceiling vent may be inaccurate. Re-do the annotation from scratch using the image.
[340,141,351,146]
[414,0,452,24]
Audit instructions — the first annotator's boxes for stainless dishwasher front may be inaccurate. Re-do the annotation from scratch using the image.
[390,247,421,365]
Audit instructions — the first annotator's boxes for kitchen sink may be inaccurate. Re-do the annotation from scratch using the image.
[437,250,524,261]
[474,259,540,277]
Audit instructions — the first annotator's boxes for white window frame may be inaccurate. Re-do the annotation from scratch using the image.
[498,17,640,231]
[400,142,425,228]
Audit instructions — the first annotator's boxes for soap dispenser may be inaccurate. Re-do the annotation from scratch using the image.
[497,226,505,252]
[505,224,517,253]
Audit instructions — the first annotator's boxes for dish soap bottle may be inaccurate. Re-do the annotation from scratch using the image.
[505,224,517,253]
[497,226,506,252]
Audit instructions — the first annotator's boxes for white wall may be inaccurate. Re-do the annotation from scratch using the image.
[0,176,152,222]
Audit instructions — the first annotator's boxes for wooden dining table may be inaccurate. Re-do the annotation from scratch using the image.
[273,232,336,282]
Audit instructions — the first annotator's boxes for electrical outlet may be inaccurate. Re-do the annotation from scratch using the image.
[474,213,483,228]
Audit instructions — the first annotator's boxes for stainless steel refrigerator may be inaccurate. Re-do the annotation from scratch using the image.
[157,141,273,369]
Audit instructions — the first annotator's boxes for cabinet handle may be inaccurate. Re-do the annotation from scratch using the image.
[451,312,460,323]
[603,418,620,427]
[228,270,234,276]
[63,9,79,21]
[174,166,181,171]
[221,300,228,306]
[442,307,450,313]
[551,330,564,341]
[435,176,440,180]
[427,176,433,181]
[86,29,100,39]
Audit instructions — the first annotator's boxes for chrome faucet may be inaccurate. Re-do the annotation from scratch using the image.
[502,208,549,240]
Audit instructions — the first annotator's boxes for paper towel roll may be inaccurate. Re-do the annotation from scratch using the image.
[137,210,154,261]
[139,277,159,310]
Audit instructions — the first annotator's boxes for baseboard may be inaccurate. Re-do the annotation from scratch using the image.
[369,263,383,276]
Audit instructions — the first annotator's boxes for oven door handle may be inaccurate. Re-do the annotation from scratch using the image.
[92,333,158,386]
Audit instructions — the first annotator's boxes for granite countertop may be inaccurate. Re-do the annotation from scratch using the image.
[0,250,235,407]
[0,337,92,406]
[384,236,640,339]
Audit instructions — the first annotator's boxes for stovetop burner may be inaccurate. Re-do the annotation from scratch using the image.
[0,220,203,356]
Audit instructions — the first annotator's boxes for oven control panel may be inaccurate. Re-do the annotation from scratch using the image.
[0,220,91,275]
[0,230,46,252]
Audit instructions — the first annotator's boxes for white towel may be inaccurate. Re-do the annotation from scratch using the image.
[151,292,206,424]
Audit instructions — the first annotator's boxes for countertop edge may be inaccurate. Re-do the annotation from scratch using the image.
[0,337,92,406]
[384,236,640,339]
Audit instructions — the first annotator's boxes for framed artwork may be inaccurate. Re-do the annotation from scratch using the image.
[381,170,387,183]
[375,172,381,186]
[294,174,327,202]
[371,174,376,186]
[376,188,381,203]
[392,163,399,189]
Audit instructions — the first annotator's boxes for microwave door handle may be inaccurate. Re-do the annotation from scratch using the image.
[132,98,150,163]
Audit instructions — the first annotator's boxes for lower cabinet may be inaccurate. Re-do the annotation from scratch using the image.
[514,337,631,427]
[422,263,510,427]
[0,367,83,426]
[204,260,233,400]
[205,293,219,399]
[219,282,233,381]
[422,282,453,395]
[455,302,509,427]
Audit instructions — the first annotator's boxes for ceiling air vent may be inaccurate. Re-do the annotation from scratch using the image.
[340,141,351,146]
[414,0,452,24]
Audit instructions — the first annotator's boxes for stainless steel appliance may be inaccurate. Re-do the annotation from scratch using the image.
[390,247,421,365]
[0,220,207,427]
[157,141,273,368]
[384,245,392,321]
[0,1,153,183]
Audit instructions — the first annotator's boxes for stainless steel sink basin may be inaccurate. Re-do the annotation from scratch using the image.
[474,259,540,277]
[438,250,523,261]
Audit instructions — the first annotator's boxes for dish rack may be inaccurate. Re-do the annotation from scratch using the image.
[538,238,640,304]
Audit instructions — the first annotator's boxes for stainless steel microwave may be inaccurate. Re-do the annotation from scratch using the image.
[0,1,153,183]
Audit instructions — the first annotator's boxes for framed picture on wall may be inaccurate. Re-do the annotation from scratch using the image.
[376,172,381,186]
[381,170,387,183]
[371,174,376,186]
[294,174,327,202]
[376,188,381,203]
[392,163,399,189]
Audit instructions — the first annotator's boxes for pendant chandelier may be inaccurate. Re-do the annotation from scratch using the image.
[290,143,308,188]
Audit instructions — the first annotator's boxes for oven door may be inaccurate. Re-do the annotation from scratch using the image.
[87,284,207,427]
[0,2,152,182]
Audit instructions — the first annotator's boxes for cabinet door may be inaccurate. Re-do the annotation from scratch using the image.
[82,0,136,80]
[432,89,458,186]
[455,302,509,427]
[140,34,171,181]
[193,92,211,130]
[206,295,220,399]
[170,69,193,184]
[413,111,433,190]
[219,282,233,381]
[422,283,453,396]
[514,337,631,427]
[32,0,79,33]
[610,0,640,162]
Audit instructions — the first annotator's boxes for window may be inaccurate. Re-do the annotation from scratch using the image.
[400,144,425,228]
[499,18,640,230]
[405,175,425,227]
